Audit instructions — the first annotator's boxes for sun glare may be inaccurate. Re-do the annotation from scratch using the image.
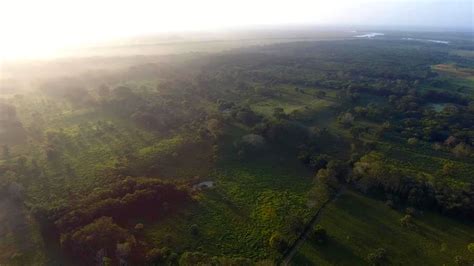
[0,0,470,61]
[0,0,472,265]
[0,0,349,60]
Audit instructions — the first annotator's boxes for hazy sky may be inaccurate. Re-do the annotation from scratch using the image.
[0,0,472,59]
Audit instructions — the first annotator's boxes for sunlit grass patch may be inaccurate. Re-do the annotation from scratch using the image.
[144,151,314,260]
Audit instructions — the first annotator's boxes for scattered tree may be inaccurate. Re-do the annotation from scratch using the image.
[400,214,414,228]
[312,225,327,244]
[269,232,288,252]
[367,248,387,265]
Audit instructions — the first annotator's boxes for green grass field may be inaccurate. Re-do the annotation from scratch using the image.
[291,190,474,265]
[144,150,317,261]
[249,85,335,117]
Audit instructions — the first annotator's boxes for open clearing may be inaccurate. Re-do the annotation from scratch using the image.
[291,190,474,265]
[432,64,474,79]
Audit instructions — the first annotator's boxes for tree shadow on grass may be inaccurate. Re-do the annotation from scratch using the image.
[297,237,367,266]
[291,251,316,266]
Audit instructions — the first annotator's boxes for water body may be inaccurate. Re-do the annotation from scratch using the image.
[402,38,449,44]
[354,32,384,38]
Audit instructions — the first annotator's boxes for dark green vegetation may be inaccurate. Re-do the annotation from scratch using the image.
[1,32,473,265]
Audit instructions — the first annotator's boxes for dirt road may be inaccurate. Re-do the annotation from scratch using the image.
[280,187,346,266]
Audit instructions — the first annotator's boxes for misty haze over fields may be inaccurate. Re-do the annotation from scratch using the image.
[0,0,473,265]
